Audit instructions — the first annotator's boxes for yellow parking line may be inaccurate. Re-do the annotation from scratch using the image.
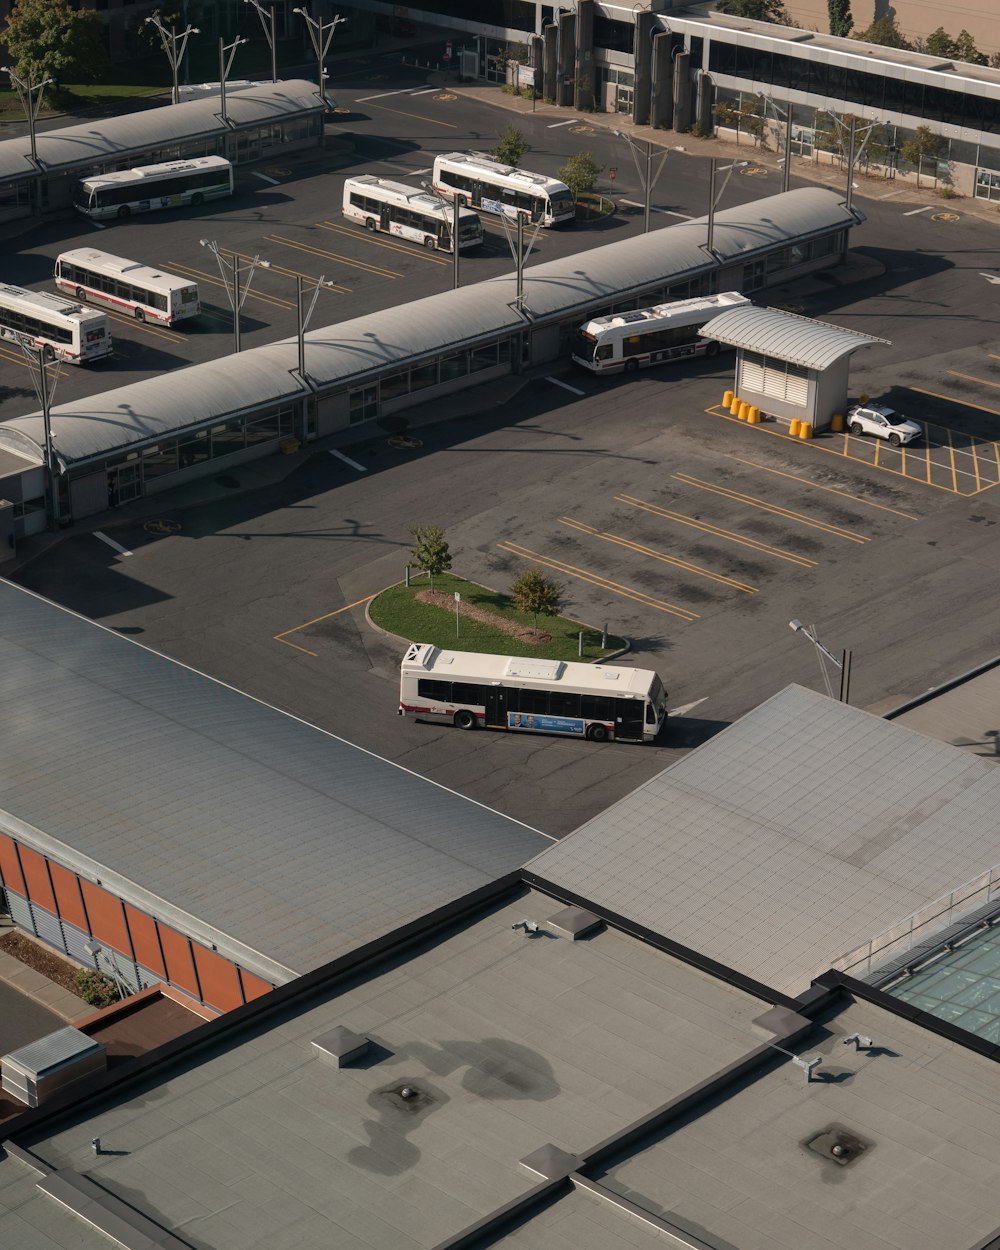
[910,386,1000,418]
[225,252,352,295]
[947,369,1000,391]
[274,594,375,656]
[559,516,758,593]
[265,233,403,279]
[497,541,699,620]
[728,457,919,520]
[673,472,870,544]
[615,494,816,568]
[104,309,185,345]
[364,98,459,129]
[947,427,958,492]
[168,260,296,311]
[319,220,450,266]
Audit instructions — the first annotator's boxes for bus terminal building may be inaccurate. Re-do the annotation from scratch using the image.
[0,186,861,538]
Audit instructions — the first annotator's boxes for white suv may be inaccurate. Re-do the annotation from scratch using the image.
[846,403,921,447]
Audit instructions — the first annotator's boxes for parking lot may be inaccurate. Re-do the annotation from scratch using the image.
[7,60,1000,835]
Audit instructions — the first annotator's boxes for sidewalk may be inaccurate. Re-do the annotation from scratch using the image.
[0,922,89,1021]
[428,69,1000,228]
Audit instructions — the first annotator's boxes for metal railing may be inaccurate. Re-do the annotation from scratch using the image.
[832,863,1000,979]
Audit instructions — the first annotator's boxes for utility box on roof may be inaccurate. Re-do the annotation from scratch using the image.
[2,1027,106,1108]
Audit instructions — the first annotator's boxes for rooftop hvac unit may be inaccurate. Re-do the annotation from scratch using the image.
[1,1027,106,1109]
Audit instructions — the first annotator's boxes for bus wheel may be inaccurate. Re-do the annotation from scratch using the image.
[366,218,377,232]
[454,710,476,731]
[117,205,131,219]
[424,236,437,250]
[587,724,609,742]
[75,288,86,301]
[191,192,204,207]
[624,358,639,373]
[705,340,720,357]
[134,307,145,321]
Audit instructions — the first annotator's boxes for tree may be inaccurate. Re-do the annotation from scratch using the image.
[510,567,562,630]
[853,16,911,49]
[557,151,604,198]
[954,30,988,66]
[491,125,528,166]
[827,0,853,38]
[127,4,206,58]
[4,0,108,86]
[899,125,945,187]
[714,0,792,23]
[408,525,452,590]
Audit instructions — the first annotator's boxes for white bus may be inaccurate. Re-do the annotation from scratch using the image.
[0,284,112,364]
[432,152,575,227]
[572,291,752,374]
[55,249,200,326]
[73,155,234,220]
[399,643,667,743]
[342,175,484,251]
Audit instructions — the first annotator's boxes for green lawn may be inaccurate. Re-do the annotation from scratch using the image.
[370,572,626,662]
[0,82,166,120]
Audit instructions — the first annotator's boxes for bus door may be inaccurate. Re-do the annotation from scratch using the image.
[379,204,391,231]
[471,181,484,208]
[483,686,509,728]
[615,700,644,741]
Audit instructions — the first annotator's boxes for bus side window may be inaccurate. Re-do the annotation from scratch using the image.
[581,696,613,720]
[451,682,484,704]
[596,345,613,362]
[418,678,451,700]
[549,692,580,718]
[518,689,548,714]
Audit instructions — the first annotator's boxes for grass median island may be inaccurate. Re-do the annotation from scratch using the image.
[370,572,626,662]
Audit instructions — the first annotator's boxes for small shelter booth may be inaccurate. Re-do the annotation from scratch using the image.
[702,306,888,433]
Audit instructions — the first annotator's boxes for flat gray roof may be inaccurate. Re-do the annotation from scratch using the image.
[597,995,1000,1250]
[2,890,770,1250]
[527,684,1000,997]
[704,305,885,368]
[0,581,548,982]
[886,661,1000,763]
[5,896,998,1250]
[0,188,862,468]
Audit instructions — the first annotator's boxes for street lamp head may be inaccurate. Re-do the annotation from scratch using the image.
[258,259,271,268]
[789,620,804,633]
[199,238,212,248]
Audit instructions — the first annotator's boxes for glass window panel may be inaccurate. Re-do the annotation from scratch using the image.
[380,371,410,399]
[439,352,469,382]
[141,443,178,477]
[410,362,438,390]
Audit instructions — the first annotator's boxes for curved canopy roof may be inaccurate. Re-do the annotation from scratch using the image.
[0,188,864,468]
[0,80,324,183]
[702,304,887,369]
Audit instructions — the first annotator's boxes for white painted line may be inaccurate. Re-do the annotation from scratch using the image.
[979,272,1000,285]
[329,448,368,472]
[619,199,689,217]
[547,118,578,128]
[669,698,707,717]
[546,375,585,396]
[357,85,431,102]
[253,171,280,185]
[90,220,106,230]
[409,87,437,96]
[405,167,432,176]
[93,531,132,557]
[902,205,934,216]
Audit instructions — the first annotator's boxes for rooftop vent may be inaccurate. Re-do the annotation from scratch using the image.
[806,1125,870,1168]
[311,1025,369,1069]
[1,1027,106,1109]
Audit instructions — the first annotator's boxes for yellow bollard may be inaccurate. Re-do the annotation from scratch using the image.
[799,422,813,439]
[722,390,734,409]
[789,419,801,437]
[738,401,749,420]
[729,396,741,415]
[830,412,844,433]
[748,407,760,424]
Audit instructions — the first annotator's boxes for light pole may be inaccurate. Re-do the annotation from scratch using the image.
[757,92,793,193]
[3,65,53,210]
[219,34,249,125]
[14,337,59,530]
[143,15,199,105]
[200,239,271,353]
[245,0,278,83]
[706,157,747,256]
[421,180,461,290]
[789,619,852,703]
[293,6,346,106]
[612,129,680,233]
[296,273,336,380]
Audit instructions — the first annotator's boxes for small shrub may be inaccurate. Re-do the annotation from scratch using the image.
[938,185,961,199]
[76,969,120,1008]
[690,121,704,138]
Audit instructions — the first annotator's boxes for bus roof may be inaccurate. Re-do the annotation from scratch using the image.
[57,249,195,292]
[580,291,751,335]
[0,283,99,320]
[402,643,659,698]
[437,151,569,192]
[80,155,230,189]
[345,175,478,219]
